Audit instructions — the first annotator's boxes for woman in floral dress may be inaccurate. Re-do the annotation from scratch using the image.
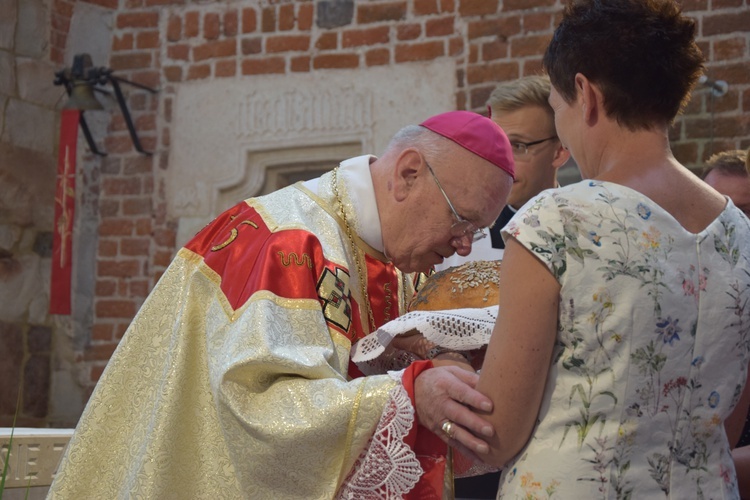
[468,0,750,497]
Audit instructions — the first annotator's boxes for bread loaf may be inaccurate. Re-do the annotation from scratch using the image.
[409,260,501,312]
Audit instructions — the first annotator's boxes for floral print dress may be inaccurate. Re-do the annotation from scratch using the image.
[500,180,750,499]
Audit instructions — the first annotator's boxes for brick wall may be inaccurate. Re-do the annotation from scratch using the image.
[46,0,749,406]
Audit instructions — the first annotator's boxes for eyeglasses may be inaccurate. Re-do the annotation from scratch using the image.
[509,136,558,157]
[424,160,487,242]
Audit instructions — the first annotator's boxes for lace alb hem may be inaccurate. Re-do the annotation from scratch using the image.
[336,381,423,499]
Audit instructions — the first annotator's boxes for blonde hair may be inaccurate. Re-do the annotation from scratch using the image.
[487,75,552,115]
[702,150,749,179]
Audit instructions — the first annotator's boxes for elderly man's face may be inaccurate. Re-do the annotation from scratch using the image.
[385,152,511,273]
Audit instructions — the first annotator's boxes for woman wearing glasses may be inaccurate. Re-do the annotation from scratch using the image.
[464,0,750,497]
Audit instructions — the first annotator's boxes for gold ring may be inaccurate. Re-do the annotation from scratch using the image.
[441,420,455,439]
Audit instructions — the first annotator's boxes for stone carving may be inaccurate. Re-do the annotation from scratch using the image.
[172,181,204,215]
[169,61,457,247]
[238,88,372,140]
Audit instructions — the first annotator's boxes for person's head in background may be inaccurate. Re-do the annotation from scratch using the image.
[703,149,750,217]
[542,0,704,176]
[488,75,571,210]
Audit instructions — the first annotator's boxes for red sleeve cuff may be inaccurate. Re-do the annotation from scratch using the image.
[401,360,447,455]
[402,359,433,408]
[401,360,450,499]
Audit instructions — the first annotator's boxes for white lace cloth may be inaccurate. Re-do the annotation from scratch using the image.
[351,306,498,376]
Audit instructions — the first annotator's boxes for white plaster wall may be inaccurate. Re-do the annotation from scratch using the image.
[167,60,456,247]
[65,2,114,69]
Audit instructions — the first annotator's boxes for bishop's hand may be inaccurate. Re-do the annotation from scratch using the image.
[414,365,494,464]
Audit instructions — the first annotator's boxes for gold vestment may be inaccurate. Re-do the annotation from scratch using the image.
[49,159,431,499]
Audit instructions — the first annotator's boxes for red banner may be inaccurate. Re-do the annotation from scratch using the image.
[50,109,80,315]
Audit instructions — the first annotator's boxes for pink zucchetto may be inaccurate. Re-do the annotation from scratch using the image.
[420,110,515,179]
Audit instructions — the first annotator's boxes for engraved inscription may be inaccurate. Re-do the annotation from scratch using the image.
[238,88,373,138]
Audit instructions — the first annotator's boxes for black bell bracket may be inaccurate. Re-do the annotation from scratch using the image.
[53,53,159,156]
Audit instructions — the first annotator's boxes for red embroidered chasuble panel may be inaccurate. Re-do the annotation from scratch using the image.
[185,200,401,342]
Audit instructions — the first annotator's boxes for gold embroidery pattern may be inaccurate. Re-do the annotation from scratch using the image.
[277,251,313,268]
[55,145,75,267]
[211,219,259,252]
[383,282,392,322]
[317,267,353,336]
[331,167,376,333]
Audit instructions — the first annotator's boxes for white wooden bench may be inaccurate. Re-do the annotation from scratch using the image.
[0,428,74,499]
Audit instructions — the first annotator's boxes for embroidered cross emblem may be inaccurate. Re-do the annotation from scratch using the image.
[317,267,352,334]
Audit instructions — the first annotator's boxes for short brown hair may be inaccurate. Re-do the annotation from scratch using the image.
[702,150,749,179]
[543,0,704,131]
